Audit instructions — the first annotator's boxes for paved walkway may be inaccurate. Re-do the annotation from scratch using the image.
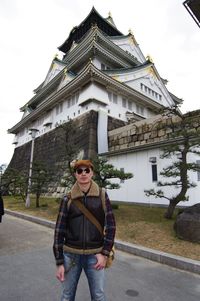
[0,214,200,301]
[5,209,200,275]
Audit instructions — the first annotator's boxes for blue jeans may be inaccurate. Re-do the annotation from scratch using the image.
[61,252,106,301]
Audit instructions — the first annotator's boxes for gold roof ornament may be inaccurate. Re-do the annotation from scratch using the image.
[106,11,117,27]
[54,53,58,59]
[128,28,133,35]
[146,54,154,63]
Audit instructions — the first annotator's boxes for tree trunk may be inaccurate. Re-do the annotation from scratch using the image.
[164,201,177,219]
[36,193,40,208]
[164,145,189,219]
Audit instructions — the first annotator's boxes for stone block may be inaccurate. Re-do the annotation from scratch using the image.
[119,138,124,145]
[120,144,128,150]
[158,129,166,137]
[144,132,151,140]
[166,128,173,134]
[137,127,143,134]
[138,134,144,141]
[150,130,158,138]
[131,135,138,142]
[129,142,135,148]
[130,128,137,135]
[121,131,128,138]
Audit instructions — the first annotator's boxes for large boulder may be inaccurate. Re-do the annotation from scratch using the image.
[174,203,200,243]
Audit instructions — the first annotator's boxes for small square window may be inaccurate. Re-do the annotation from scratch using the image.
[128,100,132,111]
[67,99,71,108]
[108,91,112,102]
[122,98,127,108]
[113,93,118,104]
[101,63,106,70]
[72,96,75,106]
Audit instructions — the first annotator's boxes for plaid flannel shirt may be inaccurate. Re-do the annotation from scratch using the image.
[53,191,116,265]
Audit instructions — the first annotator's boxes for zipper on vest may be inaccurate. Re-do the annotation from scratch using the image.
[83,194,87,249]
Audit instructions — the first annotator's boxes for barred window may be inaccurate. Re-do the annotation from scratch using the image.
[152,164,158,182]
[122,98,127,108]
[197,160,200,181]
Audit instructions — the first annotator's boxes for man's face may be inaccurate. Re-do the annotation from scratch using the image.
[74,165,93,185]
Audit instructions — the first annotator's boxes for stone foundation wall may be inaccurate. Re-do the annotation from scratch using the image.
[108,116,126,131]
[7,110,126,194]
[8,111,99,193]
[108,111,200,152]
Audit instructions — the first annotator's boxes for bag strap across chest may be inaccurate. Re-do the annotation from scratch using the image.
[72,199,103,235]
[66,187,106,235]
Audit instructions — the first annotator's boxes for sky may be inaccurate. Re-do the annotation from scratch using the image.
[0,0,199,166]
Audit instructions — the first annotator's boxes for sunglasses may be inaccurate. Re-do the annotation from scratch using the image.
[76,168,91,175]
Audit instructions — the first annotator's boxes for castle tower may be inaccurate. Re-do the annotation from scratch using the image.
[7,7,181,195]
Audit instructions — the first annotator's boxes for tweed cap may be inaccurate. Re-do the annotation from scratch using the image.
[73,159,94,170]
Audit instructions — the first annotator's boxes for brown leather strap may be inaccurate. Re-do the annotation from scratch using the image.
[72,199,103,235]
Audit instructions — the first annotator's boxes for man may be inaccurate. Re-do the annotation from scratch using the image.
[0,189,4,223]
[53,159,116,301]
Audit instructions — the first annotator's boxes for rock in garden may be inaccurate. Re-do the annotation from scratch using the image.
[174,203,200,243]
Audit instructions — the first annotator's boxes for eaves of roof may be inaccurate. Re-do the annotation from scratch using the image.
[32,58,68,96]
[64,27,139,67]
[67,42,132,71]
[169,92,183,104]
[103,61,150,74]
[9,63,163,134]
[109,34,130,40]
[134,61,177,108]
[33,81,44,94]
[29,28,140,103]
[86,65,164,110]
[20,68,67,111]
[63,37,132,70]
[94,29,139,65]
[58,7,123,53]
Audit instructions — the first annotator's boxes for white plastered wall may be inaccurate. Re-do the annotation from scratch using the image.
[106,149,200,207]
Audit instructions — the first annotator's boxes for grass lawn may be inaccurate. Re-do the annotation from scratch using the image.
[3,196,200,261]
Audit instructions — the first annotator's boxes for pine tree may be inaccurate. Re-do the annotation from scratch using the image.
[145,107,200,219]
[31,161,53,207]
[93,156,133,189]
[1,168,27,201]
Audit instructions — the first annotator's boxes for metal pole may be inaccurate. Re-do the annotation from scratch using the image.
[25,132,36,207]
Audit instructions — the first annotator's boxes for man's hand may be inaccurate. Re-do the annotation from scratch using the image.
[94,253,107,270]
[56,264,65,282]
